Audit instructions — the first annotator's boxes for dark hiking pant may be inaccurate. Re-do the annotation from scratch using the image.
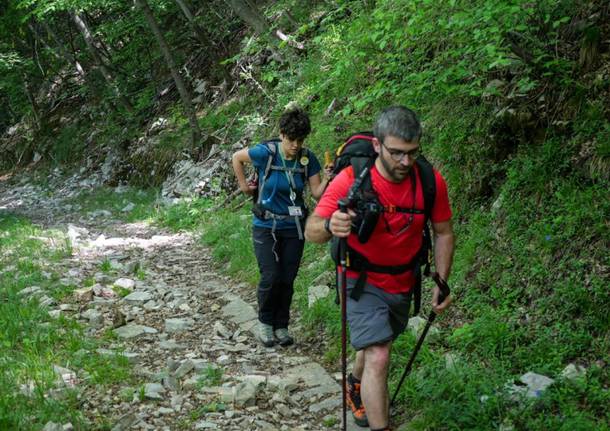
[252,226,304,329]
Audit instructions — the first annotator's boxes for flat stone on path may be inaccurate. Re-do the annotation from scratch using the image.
[144,382,165,400]
[123,291,153,303]
[114,324,157,339]
[221,295,257,324]
[213,321,232,339]
[194,421,218,429]
[159,340,186,350]
[283,362,337,388]
[309,396,340,414]
[233,380,258,407]
[96,349,140,363]
[165,317,194,333]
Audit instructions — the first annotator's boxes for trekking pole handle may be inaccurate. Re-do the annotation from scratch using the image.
[431,272,450,305]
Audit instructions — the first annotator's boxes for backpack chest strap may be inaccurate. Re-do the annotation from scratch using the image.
[383,205,425,215]
[270,165,306,174]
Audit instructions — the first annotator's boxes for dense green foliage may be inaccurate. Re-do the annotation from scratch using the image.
[1,0,608,429]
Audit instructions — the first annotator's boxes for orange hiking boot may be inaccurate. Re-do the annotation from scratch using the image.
[346,373,368,427]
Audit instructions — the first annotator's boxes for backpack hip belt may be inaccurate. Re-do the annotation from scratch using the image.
[346,245,423,314]
[252,206,308,240]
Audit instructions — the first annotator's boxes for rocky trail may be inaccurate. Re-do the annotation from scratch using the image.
[0,170,358,431]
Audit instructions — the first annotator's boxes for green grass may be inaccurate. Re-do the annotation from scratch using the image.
[197,365,224,389]
[0,213,133,429]
[66,186,159,222]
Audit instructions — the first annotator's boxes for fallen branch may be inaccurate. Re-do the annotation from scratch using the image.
[275,29,305,50]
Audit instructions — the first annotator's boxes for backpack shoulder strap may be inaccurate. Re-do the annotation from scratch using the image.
[257,140,279,204]
[298,147,309,183]
[415,156,436,221]
[350,156,375,196]
[412,156,437,316]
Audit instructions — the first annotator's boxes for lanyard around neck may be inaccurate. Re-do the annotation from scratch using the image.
[278,145,298,197]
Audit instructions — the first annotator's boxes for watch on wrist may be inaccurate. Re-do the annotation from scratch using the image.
[324,218,332,235]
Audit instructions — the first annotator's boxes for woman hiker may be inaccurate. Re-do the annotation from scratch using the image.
[232,107,330,346]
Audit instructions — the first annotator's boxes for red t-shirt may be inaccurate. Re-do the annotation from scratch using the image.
[315,164,452,293]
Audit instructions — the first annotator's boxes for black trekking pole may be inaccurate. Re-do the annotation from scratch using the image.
[335,167,370,430]
[390,272,450,408]
[337,198,349,431]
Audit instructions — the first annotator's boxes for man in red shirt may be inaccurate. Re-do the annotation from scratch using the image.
[305,106,454,431]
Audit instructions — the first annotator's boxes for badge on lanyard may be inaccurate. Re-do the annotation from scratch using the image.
[288,206,303,217]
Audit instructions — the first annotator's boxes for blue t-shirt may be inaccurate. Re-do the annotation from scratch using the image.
[249,141,321,230]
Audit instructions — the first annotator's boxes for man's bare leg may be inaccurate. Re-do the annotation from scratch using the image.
[360,343,391,429]
[352,349,365,380]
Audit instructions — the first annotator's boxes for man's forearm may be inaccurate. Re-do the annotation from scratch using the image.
[434,231,454,281]
[305,214,332,244]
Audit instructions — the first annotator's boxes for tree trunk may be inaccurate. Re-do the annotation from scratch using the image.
[22,73,41,129]
[134,0,203,151]
[225,0,267,34]
[173,0,210,45]
[28,22,59,63]
[225,0,304,51]
[36,20,88,79]
[70,12,134,112]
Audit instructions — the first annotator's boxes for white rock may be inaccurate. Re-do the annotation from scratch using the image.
[113,278,135,290]
[121,202,135,212]
[561,363,586,380]
[308,284,331,307]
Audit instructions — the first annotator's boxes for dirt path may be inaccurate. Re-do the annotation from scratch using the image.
[0,171,358,430]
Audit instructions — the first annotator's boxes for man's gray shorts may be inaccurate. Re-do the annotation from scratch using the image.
[347,279,411,351]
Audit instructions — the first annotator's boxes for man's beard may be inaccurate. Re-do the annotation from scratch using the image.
[379,154,411,183]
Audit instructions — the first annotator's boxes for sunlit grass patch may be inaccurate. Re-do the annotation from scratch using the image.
[154,196,214,231]
[0,213,133,428]
[66,186,159,221]
[200,206,258,283]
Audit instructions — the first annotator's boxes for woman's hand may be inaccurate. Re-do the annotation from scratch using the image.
[324,163,334,181]
[242,176,258,196]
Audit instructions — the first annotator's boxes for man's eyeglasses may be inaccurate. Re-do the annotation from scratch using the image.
[381,141,421,162]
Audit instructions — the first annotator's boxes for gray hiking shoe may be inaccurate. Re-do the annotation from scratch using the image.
[258,322,275,347]
[274,328,294,346]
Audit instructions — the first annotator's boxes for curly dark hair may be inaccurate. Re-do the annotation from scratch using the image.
[279,108,311,141]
